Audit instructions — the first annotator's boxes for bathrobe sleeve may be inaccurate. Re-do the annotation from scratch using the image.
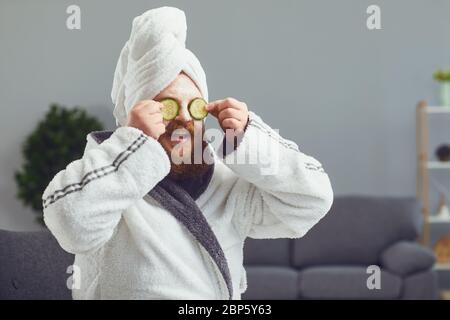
[42,126,171,254]
[224,111,333,240]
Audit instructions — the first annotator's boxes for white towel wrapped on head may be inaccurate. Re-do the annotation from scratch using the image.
[111,6,209,126]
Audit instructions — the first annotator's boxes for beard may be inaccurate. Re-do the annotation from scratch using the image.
[158,119,211,181]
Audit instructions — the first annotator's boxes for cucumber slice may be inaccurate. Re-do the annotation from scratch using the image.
[160,98,180,121]
[188,98,208,120]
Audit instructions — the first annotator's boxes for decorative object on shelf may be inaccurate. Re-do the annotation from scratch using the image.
[436,193,450,221]
[430,180,450,222]
[436,144,450,162]
[433,69,450,106]
[14,104,104,224]
[434,236,450,264]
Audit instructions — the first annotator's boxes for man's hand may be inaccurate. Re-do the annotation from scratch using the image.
[126,100,166,140]
[206,97,249,133]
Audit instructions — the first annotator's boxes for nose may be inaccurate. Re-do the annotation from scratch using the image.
[175,103,192,122]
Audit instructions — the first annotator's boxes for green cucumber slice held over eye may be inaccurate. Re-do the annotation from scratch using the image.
[160,98,180,121]
[188,98,208,120]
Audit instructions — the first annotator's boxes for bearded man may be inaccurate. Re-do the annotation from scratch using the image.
[42,6,333,300]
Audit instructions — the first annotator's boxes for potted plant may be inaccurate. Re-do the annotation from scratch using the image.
[433,69,450,106]
[15,104,104,224]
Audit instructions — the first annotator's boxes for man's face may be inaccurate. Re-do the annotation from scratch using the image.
[154,72,209,180]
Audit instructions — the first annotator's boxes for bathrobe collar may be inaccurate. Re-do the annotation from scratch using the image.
[90,130,233,299]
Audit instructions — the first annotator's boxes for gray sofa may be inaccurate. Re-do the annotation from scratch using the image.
[242,196,438,299]
[0,196,438,299]
[0,229,73,299]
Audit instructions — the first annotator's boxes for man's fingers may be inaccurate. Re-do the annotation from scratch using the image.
[218,108,242,123]
[147,101,163,112]
[134,100,152,107]
[147,110,162,116]
[205,100,223,117]
[151,114,163,123]
[205,99,222,110]
[206,98,241,117]
[221,118,241,130]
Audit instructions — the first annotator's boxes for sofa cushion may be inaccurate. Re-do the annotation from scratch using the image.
[241,266,298,300]
[380,241,435,276]
[243,238,291,266]
[0,230,74,299]
[298,266,402,299]
[292,196,422,267]
[402,270,439,300]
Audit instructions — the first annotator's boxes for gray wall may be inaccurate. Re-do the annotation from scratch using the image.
[1,0,450,231]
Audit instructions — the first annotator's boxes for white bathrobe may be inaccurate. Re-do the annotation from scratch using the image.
[42,111,333,300]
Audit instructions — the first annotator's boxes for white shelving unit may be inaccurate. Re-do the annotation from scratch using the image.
[426,106,450,114]
[416,101,450,270]
[427,161,450,169]
[429,215,450,224]
[434,264,450,271]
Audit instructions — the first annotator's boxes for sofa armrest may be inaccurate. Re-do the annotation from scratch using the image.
[380,241,435,276]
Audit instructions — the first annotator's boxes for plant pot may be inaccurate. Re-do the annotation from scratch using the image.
[440,81,450,106]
